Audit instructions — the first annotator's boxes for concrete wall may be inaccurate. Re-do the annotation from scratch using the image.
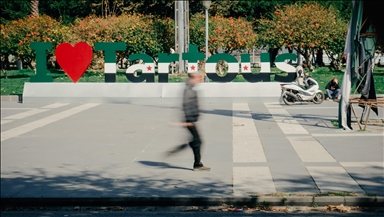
[23,82,282,104]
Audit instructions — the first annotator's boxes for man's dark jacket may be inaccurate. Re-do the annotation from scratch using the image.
[183,79,199,123]
[326,80,340,90]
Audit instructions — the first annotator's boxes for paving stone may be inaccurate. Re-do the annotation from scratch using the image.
[283,196,313,206]
[253,196,284,206]
[314,196,345,206]
[1,100,383,206]
[345,196,378,206]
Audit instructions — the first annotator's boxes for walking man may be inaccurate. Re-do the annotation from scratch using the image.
[167,72,210,171]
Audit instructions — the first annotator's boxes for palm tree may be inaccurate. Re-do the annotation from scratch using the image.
[30,0,39,17]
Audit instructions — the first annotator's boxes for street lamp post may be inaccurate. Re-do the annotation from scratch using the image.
[202,1,211,61]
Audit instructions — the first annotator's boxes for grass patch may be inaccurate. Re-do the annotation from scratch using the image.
[1,66,384,95]
[254,201,272,210]
[319,192,361,197]
[310,66,384,95]
[330,120,339,127]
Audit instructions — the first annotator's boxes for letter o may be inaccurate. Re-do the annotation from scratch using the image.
[205,54,238,82]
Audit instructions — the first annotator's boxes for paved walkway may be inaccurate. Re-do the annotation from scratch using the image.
[1,100,383,201]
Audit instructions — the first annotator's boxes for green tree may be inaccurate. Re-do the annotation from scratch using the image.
[39,0,94,24]
[296,0,352,20]
[0,0,30,24]
[1,15,70,68]
[70,14,172,69]
[323,18,348,71]
[257,3,348,70]
[190,14,257,54]
[1,0,352,24]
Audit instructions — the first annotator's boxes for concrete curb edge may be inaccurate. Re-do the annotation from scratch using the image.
[2,196,383,207]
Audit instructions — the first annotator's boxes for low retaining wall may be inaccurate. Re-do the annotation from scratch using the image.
[22,82,282,104]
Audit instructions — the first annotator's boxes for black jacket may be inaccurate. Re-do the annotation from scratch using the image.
[326,80,340,90]
[183,79,199,123]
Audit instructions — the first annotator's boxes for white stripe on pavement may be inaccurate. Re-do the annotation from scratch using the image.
[1,120,13,125]
[41,103,69,109]
[1,103,100,142]
[1,103,70,125]
[1,108,34,110]
[233,167,276,195]
[312,133,384,137]
[339,162,384,168]
[306,166,365,194]
[2,108,49,120]
[287,136,336,162]
[285,107,337,109]
[233,103,266,162]
[264,102,282,108]
[265,103,309,135]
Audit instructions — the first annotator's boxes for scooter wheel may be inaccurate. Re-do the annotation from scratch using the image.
[282,92,295,105]
[313,92,324,104]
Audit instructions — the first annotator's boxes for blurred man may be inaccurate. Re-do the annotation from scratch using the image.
[166,72,210,171]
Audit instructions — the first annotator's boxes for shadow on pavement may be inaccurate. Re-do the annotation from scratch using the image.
[1,166,383,207]
[1,167,233,200]
[138,161,192,171]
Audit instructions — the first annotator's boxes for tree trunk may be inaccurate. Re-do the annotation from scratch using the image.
[315,49,324,67]
[30,0,39,17]
[269,47,279,67]
[304,49,314,71]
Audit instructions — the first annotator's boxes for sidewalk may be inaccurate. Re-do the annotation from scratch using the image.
[1,99,383,207]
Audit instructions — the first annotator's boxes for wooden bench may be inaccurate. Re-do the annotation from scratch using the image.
[349,97,384,130]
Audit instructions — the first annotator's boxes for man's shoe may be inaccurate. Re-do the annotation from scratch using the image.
[193,166,211,171]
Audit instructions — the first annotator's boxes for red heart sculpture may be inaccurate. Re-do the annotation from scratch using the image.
[56,42,93,83]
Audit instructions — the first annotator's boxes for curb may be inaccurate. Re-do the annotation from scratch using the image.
[1,95,22,103]
[2,196,383,207]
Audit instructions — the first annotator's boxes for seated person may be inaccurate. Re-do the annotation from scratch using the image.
[325,77,340,100]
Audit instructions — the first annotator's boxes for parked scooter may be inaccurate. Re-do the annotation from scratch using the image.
[280,66,324,105]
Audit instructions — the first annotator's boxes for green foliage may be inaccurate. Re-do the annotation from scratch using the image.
[216,0,292,20]
[323,17,349,71]
[39,0,94,25]
[0,0,353,74]
[257,3,349,70]
[0,0,352,25]
[0,0,30,24]
[253,201,271,210]
[330,120,339,127]
[69,14,173,69]
[190,14,257,53]
[116,0,175,17]
[0,15,70,65]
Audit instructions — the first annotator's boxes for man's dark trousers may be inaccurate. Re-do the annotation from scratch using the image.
[187,124,202,167]
[169,124,202,167]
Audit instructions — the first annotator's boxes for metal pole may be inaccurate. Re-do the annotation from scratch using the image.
[175,1,177,56]
[253,47,255,67]
[185,0,189,54]
[205,8,209,60]
[178,0,185,73]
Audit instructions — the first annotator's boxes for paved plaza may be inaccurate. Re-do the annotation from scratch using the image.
[1,99,383,200]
